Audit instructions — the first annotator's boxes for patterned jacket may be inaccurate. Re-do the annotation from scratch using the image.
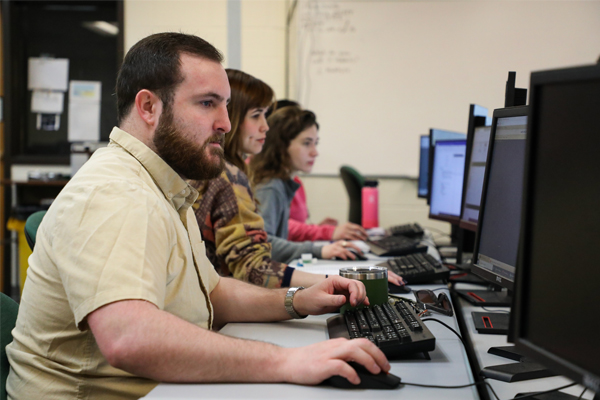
[189,162,293,288]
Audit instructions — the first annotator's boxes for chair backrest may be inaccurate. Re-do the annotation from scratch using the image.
[24,210,46,251]
[1,293,19,400]
[339,165,365,225]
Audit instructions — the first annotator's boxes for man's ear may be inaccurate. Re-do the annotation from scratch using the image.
[134,89,162,127]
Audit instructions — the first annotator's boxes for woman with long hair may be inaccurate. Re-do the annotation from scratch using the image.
[188,70,361,288]
[250,106,402,288]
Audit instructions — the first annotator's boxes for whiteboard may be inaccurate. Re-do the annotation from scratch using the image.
[294,0,600,176]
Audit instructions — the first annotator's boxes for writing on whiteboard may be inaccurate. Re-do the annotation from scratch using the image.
[300,1,358,75]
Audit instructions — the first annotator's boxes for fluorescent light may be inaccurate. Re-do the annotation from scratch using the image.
[82,21,119,36]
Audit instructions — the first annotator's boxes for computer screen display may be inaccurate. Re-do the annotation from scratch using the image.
[513,65,600,393]
[459,126,491,231]
[428,139,466,224]
[427,129,465,204]
[471,107,528,291]
[417,135,429,198]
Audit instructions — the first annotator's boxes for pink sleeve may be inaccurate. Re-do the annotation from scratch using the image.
[288,176,335,241]
[287,218,336,241]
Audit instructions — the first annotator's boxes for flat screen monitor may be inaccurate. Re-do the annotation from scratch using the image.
[513,64,600,394]
[427,128,465,204]
[471,107,528,291]
[459,125,491,232]
[417,135,429,198]
[428,139,467,224]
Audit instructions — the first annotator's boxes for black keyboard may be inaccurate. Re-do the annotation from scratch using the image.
[387,223,424,238]
[377,253,450,284]
[367,235,427,257]
[327,301,436,359]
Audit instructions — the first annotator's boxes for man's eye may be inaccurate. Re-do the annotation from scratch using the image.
[201,101,212,107]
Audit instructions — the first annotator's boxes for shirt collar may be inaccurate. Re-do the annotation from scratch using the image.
[108,127,198,211]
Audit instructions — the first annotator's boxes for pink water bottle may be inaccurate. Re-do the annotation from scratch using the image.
[361,180,379,228]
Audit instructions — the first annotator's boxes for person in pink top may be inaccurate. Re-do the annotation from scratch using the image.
[288,176,367,242]
[265,101,368,243]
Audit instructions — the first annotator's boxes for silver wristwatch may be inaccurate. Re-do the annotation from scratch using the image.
[284,286,307,319]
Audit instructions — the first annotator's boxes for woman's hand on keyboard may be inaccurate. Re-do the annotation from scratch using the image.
[280,337,390,385]
[293,275,369,316]
[332,222,368,241]
[387,270,405,286]
[321,241,363,260]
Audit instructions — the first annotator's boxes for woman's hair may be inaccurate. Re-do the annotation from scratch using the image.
[223,69,274,173]
[250,106,318,185]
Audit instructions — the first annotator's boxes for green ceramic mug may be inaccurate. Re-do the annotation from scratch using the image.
[339,266,388,313]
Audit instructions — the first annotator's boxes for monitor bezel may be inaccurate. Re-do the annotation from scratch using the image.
[470,105,529,291]
[459,106,489,232]
[512,64,600,393]
[417,134,429,199]
[428,138,467,225]
[427,128,465,205]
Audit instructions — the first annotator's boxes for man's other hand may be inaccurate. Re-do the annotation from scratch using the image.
[292,275,369,316]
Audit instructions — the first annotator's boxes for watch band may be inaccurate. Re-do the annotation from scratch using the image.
[284,286,307,319]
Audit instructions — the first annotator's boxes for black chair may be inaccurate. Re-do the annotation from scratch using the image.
[339,165,365,225]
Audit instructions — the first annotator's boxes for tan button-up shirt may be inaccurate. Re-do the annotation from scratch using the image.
[7,127,220,400]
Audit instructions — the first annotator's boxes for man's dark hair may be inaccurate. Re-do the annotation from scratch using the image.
[116,32,223,124]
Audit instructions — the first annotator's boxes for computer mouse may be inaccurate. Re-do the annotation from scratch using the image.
[388,282,412,294]
[334,248,368,261]
[323,361,401,390]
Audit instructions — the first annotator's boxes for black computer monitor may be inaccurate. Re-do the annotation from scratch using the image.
[512,64,600,397]
[470,106,528,299]
[428,139,467,224]
[458,125,491,232]
[459,104,490,232]
[427,128,465,204]
[458,106,558,383]
[417,135,429,198]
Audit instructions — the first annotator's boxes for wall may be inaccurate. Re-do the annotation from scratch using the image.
[124,0,289,100]
[293,0,600,176]
[122,0,599,236]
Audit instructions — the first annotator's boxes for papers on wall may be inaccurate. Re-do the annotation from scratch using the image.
[28,58,69,91]
[68,81,101,142]
[28,57,69,131]
[31,91,64,113]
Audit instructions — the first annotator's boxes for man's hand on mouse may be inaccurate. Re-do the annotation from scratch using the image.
[278,337,390,386]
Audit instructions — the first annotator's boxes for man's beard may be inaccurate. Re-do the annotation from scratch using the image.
[153,106,225,181]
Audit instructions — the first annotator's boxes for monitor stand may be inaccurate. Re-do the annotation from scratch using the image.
[481,345,558,382]
[455,284,511,307]
[515,391,598,400]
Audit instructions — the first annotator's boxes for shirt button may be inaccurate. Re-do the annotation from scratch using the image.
[167,192,173,198]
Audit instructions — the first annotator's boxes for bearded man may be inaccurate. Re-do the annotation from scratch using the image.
[5,32,389,400]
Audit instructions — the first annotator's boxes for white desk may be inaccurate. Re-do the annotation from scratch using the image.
[144,311,477,399]
[144,254,478,399]
[453,284,596,400]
